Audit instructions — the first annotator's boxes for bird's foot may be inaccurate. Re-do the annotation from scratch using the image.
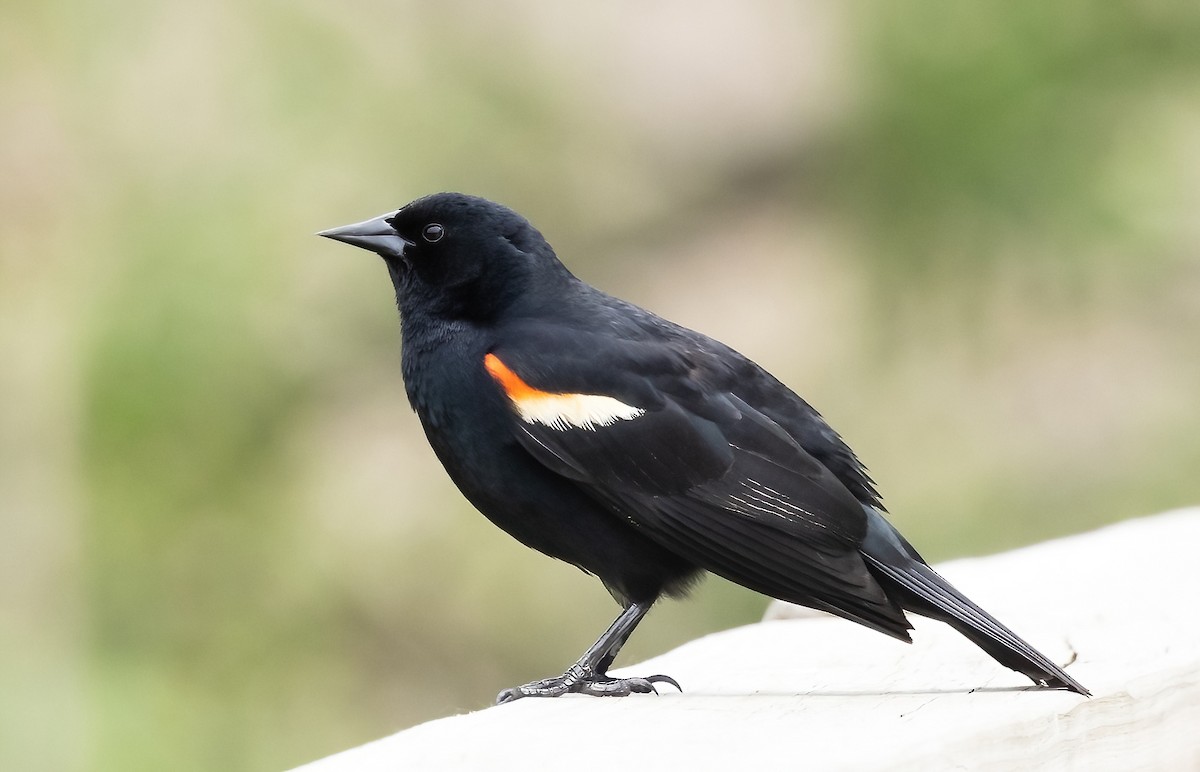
[495,665,681,704]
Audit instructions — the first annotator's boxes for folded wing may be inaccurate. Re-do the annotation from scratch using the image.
[485,336,912,639]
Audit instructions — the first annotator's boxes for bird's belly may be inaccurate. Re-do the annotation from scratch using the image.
[419,410,696,602]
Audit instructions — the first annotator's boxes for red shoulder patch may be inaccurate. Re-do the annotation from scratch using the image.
[483,353,644,430]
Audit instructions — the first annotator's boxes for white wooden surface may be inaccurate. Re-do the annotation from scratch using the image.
[292,509,1200,771]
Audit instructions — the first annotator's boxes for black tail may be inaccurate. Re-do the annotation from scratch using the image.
[861,509,1089,696]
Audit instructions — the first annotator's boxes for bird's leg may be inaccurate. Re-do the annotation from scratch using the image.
[495,601,682,704]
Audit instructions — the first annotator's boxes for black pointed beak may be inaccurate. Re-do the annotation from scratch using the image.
[318,212,412,260]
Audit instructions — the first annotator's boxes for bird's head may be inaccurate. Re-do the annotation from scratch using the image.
[319,192,573,323]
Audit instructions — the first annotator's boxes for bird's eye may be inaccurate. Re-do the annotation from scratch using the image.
[422,223,445,243]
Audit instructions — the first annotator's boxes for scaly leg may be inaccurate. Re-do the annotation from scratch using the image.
[495,601,681,704]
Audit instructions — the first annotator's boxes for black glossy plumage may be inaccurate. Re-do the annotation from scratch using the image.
[320,192,1088,699]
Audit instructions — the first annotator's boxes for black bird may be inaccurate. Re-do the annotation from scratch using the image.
[319,192,1088,702]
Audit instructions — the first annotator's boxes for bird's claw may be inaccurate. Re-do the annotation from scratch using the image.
[577,673,681,697]
[496,672,682,704]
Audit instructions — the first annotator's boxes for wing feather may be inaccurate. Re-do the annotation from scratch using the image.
[487,335,910,637]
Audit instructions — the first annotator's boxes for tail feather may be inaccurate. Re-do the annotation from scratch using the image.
[861,509,1089,696]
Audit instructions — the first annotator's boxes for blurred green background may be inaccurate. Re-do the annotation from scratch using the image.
[3,2,1199,770]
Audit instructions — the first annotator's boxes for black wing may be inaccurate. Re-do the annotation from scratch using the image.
[486,328,911,639]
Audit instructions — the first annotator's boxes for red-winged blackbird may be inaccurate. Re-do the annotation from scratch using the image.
[319,192,1088,702]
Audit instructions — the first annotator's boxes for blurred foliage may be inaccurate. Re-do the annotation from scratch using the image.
[2,2,1199,771]
[846,2,1200,288]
